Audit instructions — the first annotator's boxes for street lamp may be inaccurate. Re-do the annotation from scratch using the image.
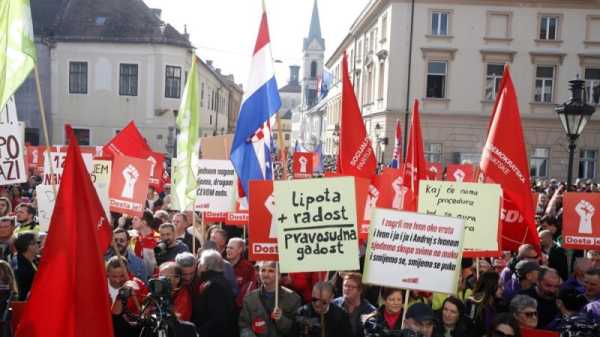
[555,75,596,189]
[374,123,388,165]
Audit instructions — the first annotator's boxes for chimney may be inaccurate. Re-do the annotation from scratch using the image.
[183,24,189,40]
[206,60,213,67]
[216,68,221,74]
[151,8,162,19]
[289,65,300,85]
[225,74,234,81]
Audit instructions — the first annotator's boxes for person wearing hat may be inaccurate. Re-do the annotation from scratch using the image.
[404,302,441,337]
[513,260,541,298]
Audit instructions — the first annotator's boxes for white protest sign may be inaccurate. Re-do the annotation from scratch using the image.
[42,150,93,185]
[0,123,26,185]
[37,184,56,231]
[194,159,237,212]
[274,176,359,273]
[363,208,465,294]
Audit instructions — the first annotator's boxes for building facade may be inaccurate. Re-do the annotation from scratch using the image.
[323,0,600,180]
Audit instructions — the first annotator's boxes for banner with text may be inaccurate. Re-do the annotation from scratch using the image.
[194,159,237,212]
[248,180,278,261]
[109,155,151,217]
[274,177,359,273]
[563,192,600,250]
[418,181,502,256]
[43,151,94,185]
[363,208,465,294]
[0,123,26,185]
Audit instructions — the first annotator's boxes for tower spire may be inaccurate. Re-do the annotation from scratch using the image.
[308,0,322,39]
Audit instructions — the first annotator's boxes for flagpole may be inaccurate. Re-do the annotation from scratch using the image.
[192,211,197,255]
[275,262,280,309]
[33,65,58,197]
[401,289,410,329]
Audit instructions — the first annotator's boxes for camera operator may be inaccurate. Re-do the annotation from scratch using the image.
[191,249,236,337]
[295,281,352,337]
[106,228,148,282]
[158,261,192,322]
[155,223,189,266]
[107,256,149,337]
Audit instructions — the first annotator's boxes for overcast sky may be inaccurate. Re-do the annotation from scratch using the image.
[143,0,368,88]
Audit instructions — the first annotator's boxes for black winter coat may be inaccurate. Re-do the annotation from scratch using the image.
[191,270,236,337]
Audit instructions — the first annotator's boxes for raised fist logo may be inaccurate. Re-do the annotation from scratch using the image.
[121,164,140,199]
[363,185,380,221]
[392,177,408,210]
[146,156,157,177]
[299,156,308,173]
[265,194,277,238]
[575,200,595,234]
[453,169,466,182]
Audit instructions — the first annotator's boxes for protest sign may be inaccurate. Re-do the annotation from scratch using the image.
[248,180,278,261]
[562,193,600,250]
[373,168,408,210]
[203,211,228,223]
[363,208,465,294]
[38,160,111,231]
[355,177,370,239]
[194,159,237,212]
[200,134,233,159]
[418,180,502,256]
[0,123,26,185]
[446,164,475,182]
[292,152,314,178]
[274,177,359,273]
[426,162,443,180]
[43,151,93,185]
[109,155,151,217]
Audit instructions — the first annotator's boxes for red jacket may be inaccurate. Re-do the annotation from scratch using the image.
[233,259,257,308]
[173,286,192,321]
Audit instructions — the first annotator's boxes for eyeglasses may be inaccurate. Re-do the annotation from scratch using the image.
[492,331,515,337]
[114,238,128,243]
[520,310,537,318]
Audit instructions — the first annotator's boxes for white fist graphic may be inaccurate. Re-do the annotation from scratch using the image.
[363,185,380,221]
[299,156,308,173]
[121,164,140,199]
[453,169,466,182]
[392,177,408,210]
[265,194,277,238]
[575,200,595,234]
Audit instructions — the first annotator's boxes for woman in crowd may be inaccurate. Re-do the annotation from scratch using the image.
[465,271,507,337]
[364,287,404,337]
[434,296,474,337]
[0,197,11,217]
[0,260,19,318]
[509,295,538,330]
[486,313,521,337]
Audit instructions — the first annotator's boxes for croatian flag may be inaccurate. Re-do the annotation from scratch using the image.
[230,8,281,196]
[390,119,402,168]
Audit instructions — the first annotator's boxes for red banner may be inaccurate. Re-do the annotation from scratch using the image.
[109,155,151,217]
[446,164,475,182]
[225,211,249,227]
[203,211,227,223]
[562,192,600,250]
[248,180,278,261]
[426,162,443,180]
[292,152,314,178]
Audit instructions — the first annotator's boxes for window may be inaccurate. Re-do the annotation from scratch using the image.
[200,83,204,107]
[357,41,362,61]
[273,133,278,140]
[310,61,317,78]
[486,12,511,39]
[69,61,87,94]
[369,29,376,53]
[485,64,504,101]
[534,66,555,103]
[119,64,138,96]
[586,15,600,42]
[431,11,449,36]
[25,128,40,145]
[71,128,90,146]
[285,134,290,141]
[209,115,212,125]
[539,16,559,40]
[426,61,447,98]
[579,149,597,179]
[378,63,385,100]
[381,14,388,41]
[530,148,549,178]
[165,65,181,98]
[364,65,374,104]
[585,68,600,105]
[425,143,443,163]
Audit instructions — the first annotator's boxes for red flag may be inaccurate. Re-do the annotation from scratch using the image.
[15,125,113,337]
[103,121,166,192]
[390,120,402,168]
[337,52,377,179]
[479,65,540,252]
[402,100,428,211]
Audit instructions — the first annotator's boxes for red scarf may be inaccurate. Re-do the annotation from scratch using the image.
[384,309,402,329]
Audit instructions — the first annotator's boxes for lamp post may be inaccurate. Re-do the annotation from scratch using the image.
[555,76,596,189]
[332,123,340,171]
[374,123,388,166]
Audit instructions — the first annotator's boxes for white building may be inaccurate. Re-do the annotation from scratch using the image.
[324,0,600,179]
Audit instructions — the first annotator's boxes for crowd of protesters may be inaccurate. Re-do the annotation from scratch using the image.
[0,171,599,337]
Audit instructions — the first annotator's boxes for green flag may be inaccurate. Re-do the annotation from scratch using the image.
[0,0,37,109]
[172,55,200,211]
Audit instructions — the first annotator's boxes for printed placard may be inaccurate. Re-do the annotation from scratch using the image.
[418,181,502,256]
[292,152,314,178]
[446,164,475,182]
[363,208,465,294]
[426,162,443,180]
[194,159,237,212]
[562,193,600,250]
[36,184,57,231]
[248,180,278,261]
[274,177,359,273]
[109,155,151,217]
[0,123,26,185]
[42,151,93,185]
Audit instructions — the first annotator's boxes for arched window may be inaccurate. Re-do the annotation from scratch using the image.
[310,61,317,78]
